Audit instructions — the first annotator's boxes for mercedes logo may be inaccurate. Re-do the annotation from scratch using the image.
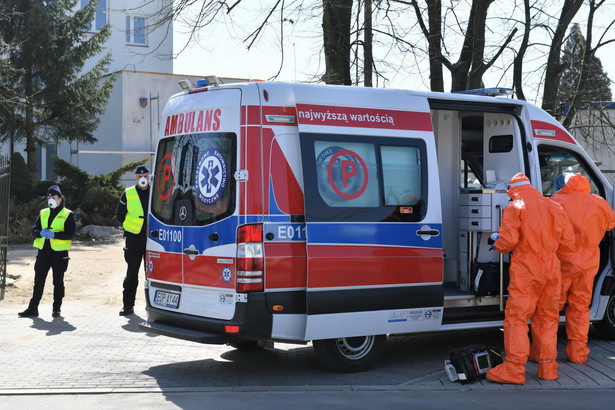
[179,205,187,221]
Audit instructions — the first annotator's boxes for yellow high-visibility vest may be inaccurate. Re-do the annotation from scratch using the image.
[33,207,72,251]
[123,186,144,234]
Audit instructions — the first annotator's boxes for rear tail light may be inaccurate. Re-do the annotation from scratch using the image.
[236,224,264,292]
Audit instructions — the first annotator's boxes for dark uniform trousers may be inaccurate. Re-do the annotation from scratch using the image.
[122,233,147,308]
[29,250,70,311]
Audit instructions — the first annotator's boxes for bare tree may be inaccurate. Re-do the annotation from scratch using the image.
[512,0,531,101]
[412,0,516,92]
[541,0,584,116]
[562,1,615,129]
[364,0,373,87]
[411,0,444,91]
[322,0,353,84]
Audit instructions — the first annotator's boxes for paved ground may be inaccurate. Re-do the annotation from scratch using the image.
[2,296,615,395]
[1,242,615,397]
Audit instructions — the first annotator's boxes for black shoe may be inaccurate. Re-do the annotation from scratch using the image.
[119,307,134,316]
[18,308,39,318]
[52,310,61,318]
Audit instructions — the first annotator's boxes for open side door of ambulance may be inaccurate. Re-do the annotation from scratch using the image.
[295,88,445,370]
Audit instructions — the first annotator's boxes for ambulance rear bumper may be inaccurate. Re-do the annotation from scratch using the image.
[140,290,273,344]
[139,303,233,344]
[139,317,229,344]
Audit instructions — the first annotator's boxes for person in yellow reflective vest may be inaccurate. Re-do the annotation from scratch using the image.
[18,185,76,318]
[115,165,150,316]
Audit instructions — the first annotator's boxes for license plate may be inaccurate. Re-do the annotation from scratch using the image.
[153,290,180,309]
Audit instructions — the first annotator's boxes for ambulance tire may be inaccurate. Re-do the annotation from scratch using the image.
[312,335,386,373]
[594,291,615,340]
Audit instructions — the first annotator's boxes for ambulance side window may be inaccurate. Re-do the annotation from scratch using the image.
[314,141,379,208]
[301,133,427,223]
[537,144,602,197]
[381,146,422,206]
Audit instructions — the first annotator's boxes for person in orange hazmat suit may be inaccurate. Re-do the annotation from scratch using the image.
[550,172,615,363]
[486,173,575,384]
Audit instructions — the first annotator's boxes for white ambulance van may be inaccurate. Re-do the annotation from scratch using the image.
[139,79,615,372]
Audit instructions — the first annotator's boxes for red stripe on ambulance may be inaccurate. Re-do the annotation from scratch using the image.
[264,242,307,289]
[307,245,443,288]
[241,105,261,126]
[296,104,433,131]
[240,122,264,215]
[531,120,576,145]
[147,252,182,283]
[183,256,235,288]
[270,138,304,214]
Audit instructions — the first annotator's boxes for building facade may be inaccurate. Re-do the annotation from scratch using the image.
[2,0,205,186]
[568,103,615,186]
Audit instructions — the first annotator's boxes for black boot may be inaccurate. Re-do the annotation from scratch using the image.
[52,303,61,318]
[18,307,39,317]
[119,307,134,316]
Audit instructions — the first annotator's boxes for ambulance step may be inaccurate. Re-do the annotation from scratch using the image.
[442,307,505,325]
[139,320,228,344]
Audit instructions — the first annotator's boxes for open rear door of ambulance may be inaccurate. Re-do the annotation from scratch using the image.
[295,87,444,371]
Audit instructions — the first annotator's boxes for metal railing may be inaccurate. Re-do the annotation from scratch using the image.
[0,156,10,300]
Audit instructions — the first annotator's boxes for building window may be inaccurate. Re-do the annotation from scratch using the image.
[81,0,107,32]
[126,15,147,45]
[35,144,57,181]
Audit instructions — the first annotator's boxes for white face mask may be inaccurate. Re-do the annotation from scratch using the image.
[48,198,58,209]
[138,176,149,188]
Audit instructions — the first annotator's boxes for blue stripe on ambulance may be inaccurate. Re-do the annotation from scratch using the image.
[305,222,443,248]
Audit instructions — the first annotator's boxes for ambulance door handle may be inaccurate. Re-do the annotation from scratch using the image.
[183,248,199,256]
[150,230,159,238]
[416,229,440,236]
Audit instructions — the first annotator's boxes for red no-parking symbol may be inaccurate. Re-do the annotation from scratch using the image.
[157,153,176,201]
[327,149,368,200]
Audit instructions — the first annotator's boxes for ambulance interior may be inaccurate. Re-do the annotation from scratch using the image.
[432,108,517,314]
[431,104,611,319]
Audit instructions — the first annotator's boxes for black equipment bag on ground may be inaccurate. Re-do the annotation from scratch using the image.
[447,344,503,384]
[471,262,510,299]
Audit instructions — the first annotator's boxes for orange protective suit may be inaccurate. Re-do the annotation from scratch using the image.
[550,173,615,363]
[486,173,575,384]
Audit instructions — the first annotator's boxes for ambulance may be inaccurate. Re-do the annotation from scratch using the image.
[139,78,615,372]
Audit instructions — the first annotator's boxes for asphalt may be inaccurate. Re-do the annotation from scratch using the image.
[1,297,615,396]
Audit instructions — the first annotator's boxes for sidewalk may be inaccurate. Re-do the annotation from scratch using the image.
[1,300,615,395]
[1,243,615,394]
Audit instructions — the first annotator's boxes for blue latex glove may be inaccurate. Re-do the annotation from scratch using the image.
[488,233,499,250]
[41,229,55,239]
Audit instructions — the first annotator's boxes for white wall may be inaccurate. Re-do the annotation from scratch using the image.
[81,0,173,75]
[1,1,175,183]
[71,71,206,186]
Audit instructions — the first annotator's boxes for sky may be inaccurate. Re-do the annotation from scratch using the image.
[172,2,615,106]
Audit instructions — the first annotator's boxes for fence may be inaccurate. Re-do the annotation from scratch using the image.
[0,156,9,300]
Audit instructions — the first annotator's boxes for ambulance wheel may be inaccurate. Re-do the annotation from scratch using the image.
[594,291,615,340]
[312,335,386,372]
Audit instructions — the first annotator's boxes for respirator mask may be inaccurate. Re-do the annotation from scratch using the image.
[138,176,149,188]
[48,198,58,209]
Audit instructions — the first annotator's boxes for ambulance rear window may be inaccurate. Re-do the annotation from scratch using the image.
[151,133,236,226]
